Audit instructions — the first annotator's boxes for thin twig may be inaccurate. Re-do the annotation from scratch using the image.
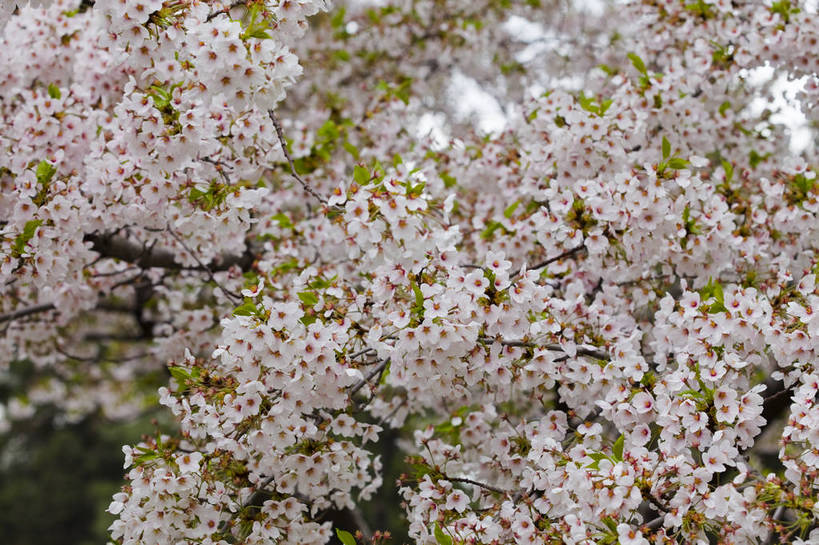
[55,345,99,362]
[376,397,407,427]
[762,505,786,545]
[218,474,277,536]
[480,337,610,361]
[348,358,390,397]
[510,244,586,278]
[166,225,242,303]
[200,156,232,184]
[205,0,245,22]
[447,476,508,496]
[267,110,327,204]
[348,347,375,360]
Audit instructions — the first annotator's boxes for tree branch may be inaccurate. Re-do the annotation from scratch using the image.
[481,337,610,361]
[165,225,242,303]
[644,514,665,531]
[0,302,55,324]
[348,358,390,397]
[511,244,586,278]
[446,476,508,496]
[85,232,253,272]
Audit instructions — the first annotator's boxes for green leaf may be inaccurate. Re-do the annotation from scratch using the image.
[342,140,359,159]
[434,523,453,545]
[232,300,258,316]
[395,78,412,105]
[167,366,193,390]
[503,200,520,219]
[700,277,726,313]
[749,149,769,169]
[353,165,369,185]
[246,28,271,39]
[685,0,716,19]
[612,434,624,461]
[653,93,663,109]
[298,291,319,307]
[335,529,356,545]
[47,83,61,99]
[667,157,689,170]
[330,7,346,29]
[770,0,798,23]
[36,160,57,186]
[271,212,294,230]
[300,314,317,327]
[132,450,159,465]
[679,389,704,399]
[587,452,607,462]
[481,220,503,240]
[627,52,647,75]
[379,360,391,384]
[661,136,671,160]
[406,180,425,197]
[12,219,43,257]
[721,159,734,185]
[597,64,618,77]
[316,120,340,144]
[308,275,337,290]
[602,516,618,533]
[148,84,172,109]
[410,280,424,317]
[441,172,457,188]
[578,92,599,115]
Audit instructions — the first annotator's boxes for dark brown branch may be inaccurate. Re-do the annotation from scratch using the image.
[205,0,245,22]
[348,358,390,397]
[511,244,586,278]
[348,347,376,360]
[85,233,253,272]
[644,515,665,531]
[0,302,55,324]
[761,377,793,425]
[199,156,232,183]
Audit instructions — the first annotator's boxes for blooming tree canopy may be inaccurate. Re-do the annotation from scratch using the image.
[1,0,818,544]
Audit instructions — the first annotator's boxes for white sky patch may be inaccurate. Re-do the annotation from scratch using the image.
[416,111,449,150]
[345,20,359,34]
[574,0,607,14]
[502,15,545,42]
[448,71,506,135]
[744,65,813,153]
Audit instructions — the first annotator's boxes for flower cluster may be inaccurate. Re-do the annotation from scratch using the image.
[0,1,817,544]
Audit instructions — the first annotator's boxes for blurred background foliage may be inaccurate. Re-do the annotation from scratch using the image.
[0,409,159,545]
[0,360,411,545]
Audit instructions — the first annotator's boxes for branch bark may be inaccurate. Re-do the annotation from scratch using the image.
[85,233,254,272]
[0,302,55,324]
[510,244,586,278]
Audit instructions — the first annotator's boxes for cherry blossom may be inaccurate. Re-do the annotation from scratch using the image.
[0,0,817,544]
